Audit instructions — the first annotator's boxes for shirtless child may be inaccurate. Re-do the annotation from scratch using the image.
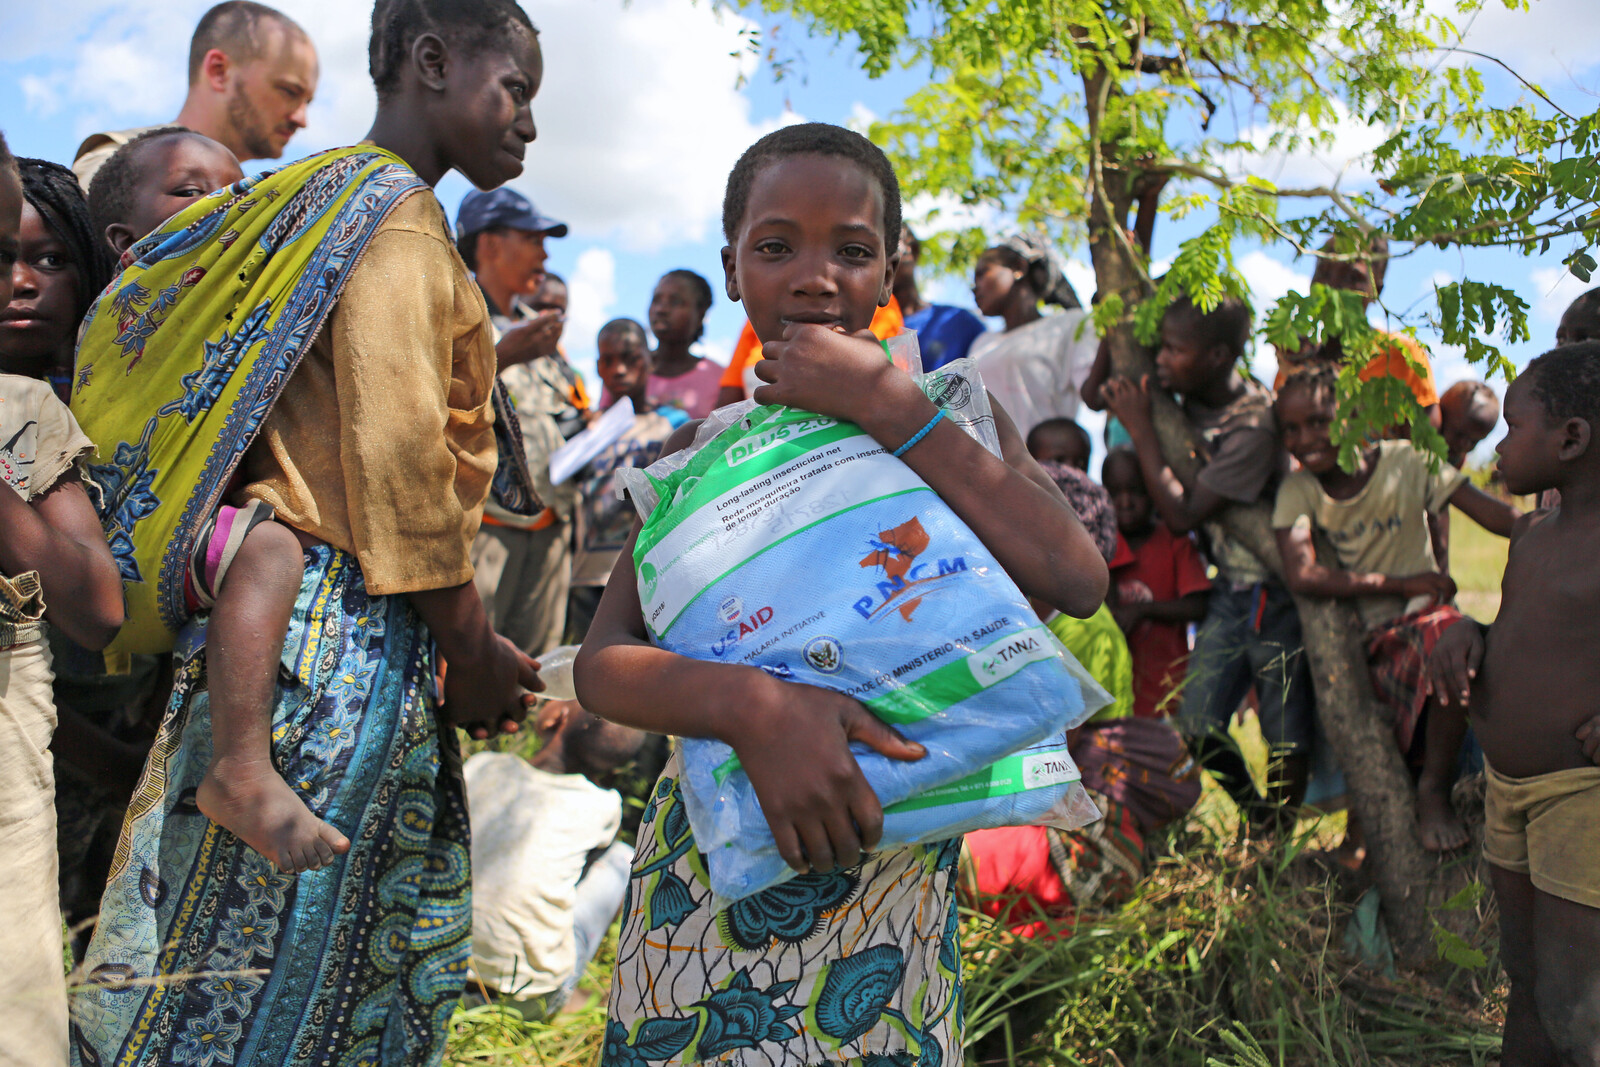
[1430,340,1600,1066]
[91,128,346,874]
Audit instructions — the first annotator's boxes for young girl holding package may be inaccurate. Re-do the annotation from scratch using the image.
[1272,365,1517,851]
[574,123,1108,1066]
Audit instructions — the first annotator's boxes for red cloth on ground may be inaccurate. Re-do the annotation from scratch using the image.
[1366,604,1468,757]
[965,826,1070,939]
[1111,525,1211,718]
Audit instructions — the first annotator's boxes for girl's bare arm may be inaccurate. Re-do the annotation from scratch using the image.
[0,478,123,649]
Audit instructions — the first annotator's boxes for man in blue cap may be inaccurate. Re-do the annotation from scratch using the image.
[458,188,590,657]
[457,186,568,334]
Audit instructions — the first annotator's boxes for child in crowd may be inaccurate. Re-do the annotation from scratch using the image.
[1440,380,1501,469]
[893,227,986,370]
[1103,448,1211,719]
[1027,415,1093,472]
[568,318,682,641]
[1275,232,1443,432]
[1272,365,1517,850]
[645,269,723,420]
[77,123,341,875]
[466,699,646,1019]
[1429,342,1600,1064]
[87,127,244,261]
[0,132,125,1063]
[475,269,587,656]
[575,122,1107,1066]
[1102,293,1315,826]
[1433,380,1502,574]
[6,159,113,399]
[1555,286,1599,347]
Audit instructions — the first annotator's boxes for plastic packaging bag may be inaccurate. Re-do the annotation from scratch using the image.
[616,333,1108,899]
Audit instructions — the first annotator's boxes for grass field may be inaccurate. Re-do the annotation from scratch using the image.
[1451,510,1511,623]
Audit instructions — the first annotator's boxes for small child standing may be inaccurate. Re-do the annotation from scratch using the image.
[1272,365,1517,850]
[575,123,1106,1067]
[567,319,682,640]
[1102,448,1210,719]
[86,125,345,875]
[1027,416,1093,471]
[1429,342,1600,1064]
[1434,380,1502,575]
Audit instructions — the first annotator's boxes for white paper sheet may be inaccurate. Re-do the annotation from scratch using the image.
[549,396,634,485]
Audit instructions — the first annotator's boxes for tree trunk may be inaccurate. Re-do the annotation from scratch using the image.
[1082,65,1439,960]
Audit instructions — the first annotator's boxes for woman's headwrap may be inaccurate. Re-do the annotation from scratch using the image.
[999,233,1081,310]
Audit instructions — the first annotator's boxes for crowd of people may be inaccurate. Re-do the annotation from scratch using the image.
[1,0,1599,1065]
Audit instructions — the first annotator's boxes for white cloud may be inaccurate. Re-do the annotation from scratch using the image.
[1221,103,1388,191]
[1528,264,1595,322]
[11,0,779,253]
[1237,250,1310,309]
[1429,0,1600,81]
[563,246,619,391]
[1064,258,1096,306]
[846,102,878,134]
[694,334,734,369]
[18,76,59,116]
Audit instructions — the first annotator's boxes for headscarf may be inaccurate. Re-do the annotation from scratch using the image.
[999,233,1081,310]
[1038,460,1117,562]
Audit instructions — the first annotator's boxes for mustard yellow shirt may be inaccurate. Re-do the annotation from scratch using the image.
[242,190,499,596]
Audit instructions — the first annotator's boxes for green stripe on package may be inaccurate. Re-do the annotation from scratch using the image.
[616,337,1109,900]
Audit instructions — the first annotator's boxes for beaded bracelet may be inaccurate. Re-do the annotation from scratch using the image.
[893,409,947,458]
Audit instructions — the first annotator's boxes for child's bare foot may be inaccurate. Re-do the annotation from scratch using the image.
[1415,782,1469,851]
[196,756,350,873]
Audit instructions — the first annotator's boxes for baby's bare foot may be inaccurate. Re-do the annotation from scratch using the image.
[1415,783,1469,852]
[197,757,350,874]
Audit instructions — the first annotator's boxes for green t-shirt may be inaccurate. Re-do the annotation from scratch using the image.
[1271,439,1465,630]
[1047,603,1133,723]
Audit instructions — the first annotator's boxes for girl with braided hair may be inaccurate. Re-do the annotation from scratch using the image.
[0,159,113,399]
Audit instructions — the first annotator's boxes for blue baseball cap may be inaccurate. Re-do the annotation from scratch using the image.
[456,187,568,241]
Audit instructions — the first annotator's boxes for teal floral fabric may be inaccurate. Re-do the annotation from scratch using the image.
[605,756,963,1066]
[70,545,470,1066]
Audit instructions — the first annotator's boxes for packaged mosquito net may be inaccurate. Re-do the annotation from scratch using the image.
[616,333,1108,900]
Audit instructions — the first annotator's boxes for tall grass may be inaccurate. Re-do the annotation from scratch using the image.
[443,814,1503,1067]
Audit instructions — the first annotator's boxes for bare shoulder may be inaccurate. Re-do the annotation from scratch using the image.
[1509,505,1553,546]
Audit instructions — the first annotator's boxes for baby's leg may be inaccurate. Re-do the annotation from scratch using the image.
[1415,697,1469,851]
[1491,864,1560,1066]
[1534,887,1600,1066]
[195,522,350,873]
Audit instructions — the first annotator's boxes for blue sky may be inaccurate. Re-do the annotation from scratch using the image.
[3,0,1597,465]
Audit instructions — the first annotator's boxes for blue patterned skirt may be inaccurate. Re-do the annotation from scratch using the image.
[70,545,470,1067]
[604,757,963,1067]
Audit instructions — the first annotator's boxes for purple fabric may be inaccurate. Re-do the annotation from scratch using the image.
[1039,460,1117,563]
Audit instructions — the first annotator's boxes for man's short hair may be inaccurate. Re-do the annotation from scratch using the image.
[189,1,307,83]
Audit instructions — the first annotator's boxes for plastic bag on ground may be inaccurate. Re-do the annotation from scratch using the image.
[615,333,1109,899]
